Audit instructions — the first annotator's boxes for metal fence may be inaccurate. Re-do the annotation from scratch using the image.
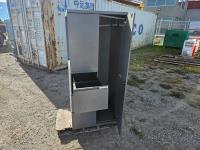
[155,19,200,38]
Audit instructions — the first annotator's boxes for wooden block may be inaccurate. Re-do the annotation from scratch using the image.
[56,109,72,131]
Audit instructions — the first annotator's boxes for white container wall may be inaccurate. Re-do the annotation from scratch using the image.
[65,0,157,49]
[8,0,157,70]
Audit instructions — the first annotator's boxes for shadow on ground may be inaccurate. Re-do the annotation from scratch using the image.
[1,45,69,109]
[20,64,69,109]
[19,61,123,149]
[0,46,13,54]
[57,127,122,149]
[18,56,121,149]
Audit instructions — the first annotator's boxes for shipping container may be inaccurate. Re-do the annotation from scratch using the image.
[7,0,157,70]
[4,19,15,48]
[7,0,68,70]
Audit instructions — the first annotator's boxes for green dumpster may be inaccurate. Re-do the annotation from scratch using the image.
[163,30,189,49]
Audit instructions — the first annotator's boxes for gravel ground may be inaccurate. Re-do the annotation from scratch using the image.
[0,46,200,150]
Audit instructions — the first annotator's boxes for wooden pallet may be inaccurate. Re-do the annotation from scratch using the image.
[56,109,117,135]
[155,55,200,67]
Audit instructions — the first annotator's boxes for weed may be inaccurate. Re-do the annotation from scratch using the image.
[160,83,172,89]
[183,75,190,80]
[176,69,187,75]
[128,75,146,87]
[162,77,183,84]
[168,91,185,99]
[150,89,159,93]
[130,127,144,139]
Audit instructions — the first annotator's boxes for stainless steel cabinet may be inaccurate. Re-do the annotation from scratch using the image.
[66,10,134,131]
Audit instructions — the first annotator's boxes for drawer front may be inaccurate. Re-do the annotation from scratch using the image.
[72,86,108,113]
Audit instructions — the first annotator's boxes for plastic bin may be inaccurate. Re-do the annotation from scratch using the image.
[163,30,189,49]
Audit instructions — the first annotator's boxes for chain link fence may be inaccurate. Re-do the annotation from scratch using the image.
[154,19,200,45]
[155,19,200,37]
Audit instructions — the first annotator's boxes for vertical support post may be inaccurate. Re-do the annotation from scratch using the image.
[30,3,40,66]
[158,19,162,36]
[168,20,171,30]
[7,0,19,55]
[187,20,190,33]
[184,21,187,30]
[170,20,173,30]
[155,19,159,36]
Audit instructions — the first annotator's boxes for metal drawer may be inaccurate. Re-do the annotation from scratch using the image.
[72,86,108,113]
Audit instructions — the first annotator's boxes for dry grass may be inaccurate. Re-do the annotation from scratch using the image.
[130,45,180,71]
[130,45,200,74]
[183,66,200,74]
[186,98,200,109]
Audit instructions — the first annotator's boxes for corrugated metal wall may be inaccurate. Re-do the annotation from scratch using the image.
[4,19,15,48]
[8,0,47,67]
[8,0,157,70]
[7,0,68,70]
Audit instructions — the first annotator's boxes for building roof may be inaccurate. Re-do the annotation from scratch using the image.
[188,0,200,9]
[113,0,144,9]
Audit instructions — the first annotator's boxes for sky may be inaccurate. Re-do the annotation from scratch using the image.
[0,0,9,21]
[0,0,200,21]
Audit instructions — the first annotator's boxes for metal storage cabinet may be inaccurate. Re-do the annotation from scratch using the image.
[163,30,189,49]
[66,10,134,131]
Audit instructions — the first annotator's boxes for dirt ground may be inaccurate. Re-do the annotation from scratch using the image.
[1,46,200,150]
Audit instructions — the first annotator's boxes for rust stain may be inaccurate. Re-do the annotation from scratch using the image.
[18,30,23,56]
[32,50,38,63]
[40,0,58,70]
